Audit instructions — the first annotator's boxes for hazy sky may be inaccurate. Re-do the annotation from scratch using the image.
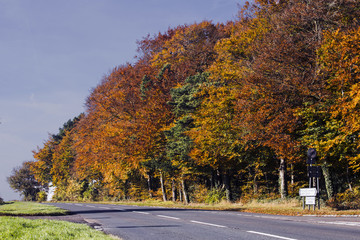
[0,0,246,201]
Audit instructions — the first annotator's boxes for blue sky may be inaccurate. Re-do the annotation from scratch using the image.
[0,0,246,201]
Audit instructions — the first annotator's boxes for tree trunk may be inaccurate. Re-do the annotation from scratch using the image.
[279,157,288,199]
[321,160,333,199]
[147,173,153,198]
[178,182,183,202]
[181,176,189,204]
[223,171,231,202]
[346,165,353,191]
[211,170,216,189]
[253,175,258,195]
[124,179,129,200]
[159,170,167,202]
[172,179,177,202]
[290,163,294,185]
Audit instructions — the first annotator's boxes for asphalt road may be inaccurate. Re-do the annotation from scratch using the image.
[48,203,360,240]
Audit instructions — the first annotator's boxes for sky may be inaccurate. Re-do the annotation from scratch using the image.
[0,0,247,201]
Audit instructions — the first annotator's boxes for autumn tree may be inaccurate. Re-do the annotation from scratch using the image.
[26,0,360,203]
[299,24,360,197]
[218,0,360,198]
[150,21,229,80]
[31,116,81,199]
[8,161,45,201]
[74,64,148,199]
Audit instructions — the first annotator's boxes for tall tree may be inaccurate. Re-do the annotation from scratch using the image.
[8,161,45,201]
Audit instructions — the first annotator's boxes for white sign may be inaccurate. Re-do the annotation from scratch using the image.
[299,188,317,197]
[305,196,316,205]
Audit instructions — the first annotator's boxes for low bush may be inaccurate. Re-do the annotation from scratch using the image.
[205,188,226,204]
[37,191,47,202]
[327,187,360,210]
[0,197,4,205]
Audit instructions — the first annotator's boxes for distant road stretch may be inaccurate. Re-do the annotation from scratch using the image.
[48,203,360,240]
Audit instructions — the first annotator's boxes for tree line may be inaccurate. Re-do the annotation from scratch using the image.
[9,0,360,206]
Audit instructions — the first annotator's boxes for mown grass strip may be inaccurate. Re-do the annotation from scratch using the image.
[0,201,68,216]
[95,198,360,216]
[0,216,118,240]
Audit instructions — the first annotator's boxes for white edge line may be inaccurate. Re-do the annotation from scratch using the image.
[247,231,297,240]
[190,220,227,228]
[157,215,180,220]
[133,211,150,215]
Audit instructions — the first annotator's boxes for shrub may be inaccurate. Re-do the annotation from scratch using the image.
[37,191,47,202]
[205,188,226,204]
[327,187,360,210]
[0,197,4,204]
[53,179,83,201]
[189,184,208,203]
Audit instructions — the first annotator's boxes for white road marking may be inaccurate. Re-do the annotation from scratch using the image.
[99,207,111,209]
[133,211,150,215]
[247,231,297,240]
[190,220,227,228]
[238,214,291,221]
[157,215,180,220]
[317,221,360,227]
[86,205,95,208]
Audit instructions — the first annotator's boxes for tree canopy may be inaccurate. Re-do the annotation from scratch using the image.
[24,0,360,204]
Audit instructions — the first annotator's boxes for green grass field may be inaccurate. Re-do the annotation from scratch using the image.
[0,201,67,216]
[0,216,118,240]
[0,202,119,240]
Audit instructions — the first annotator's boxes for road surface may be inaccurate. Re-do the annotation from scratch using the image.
[48,202,360,240]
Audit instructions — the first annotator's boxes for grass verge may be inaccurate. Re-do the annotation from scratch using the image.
[0,201,68,216]
[0,216,118,240]
[95,198,360,216]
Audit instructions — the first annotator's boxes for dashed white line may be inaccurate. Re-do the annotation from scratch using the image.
[190,220,227,228]
[99,207,111,209]
[247,231,297,240]
[133,211,150,215]
[157,215,180,220]
[317,221,360,227]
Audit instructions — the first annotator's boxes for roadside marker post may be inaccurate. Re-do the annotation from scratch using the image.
[299,148,322,210]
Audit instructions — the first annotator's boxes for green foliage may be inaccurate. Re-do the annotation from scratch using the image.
[140,75,152,99]
[82,182,99,201]
[36,191,47,202]
[168,72,208,118]
[52,115,82,143]
[205,188,226,204]
[165,73,209,173]
[53,179,84,201]
[7,162,44,201]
